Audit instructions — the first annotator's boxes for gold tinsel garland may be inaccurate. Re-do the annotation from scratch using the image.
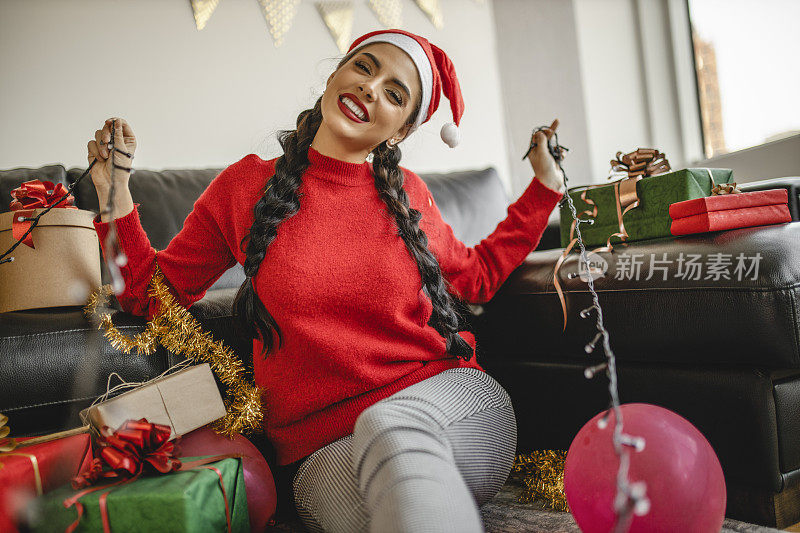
[510,450,570,512]
[83,265,263,437]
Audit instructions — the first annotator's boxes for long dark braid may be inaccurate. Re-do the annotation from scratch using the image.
[234,48,474,360]
[371,141,474,360]
[232,97,322,357]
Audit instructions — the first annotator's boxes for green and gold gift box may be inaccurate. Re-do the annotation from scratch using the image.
[559,168,734,248]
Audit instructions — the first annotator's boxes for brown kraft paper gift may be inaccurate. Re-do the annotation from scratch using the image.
[0,207,101,313]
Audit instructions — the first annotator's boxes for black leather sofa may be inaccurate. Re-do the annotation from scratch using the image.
[1,162,799,528]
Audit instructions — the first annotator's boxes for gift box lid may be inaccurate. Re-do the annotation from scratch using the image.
[0,207,96,232]
[669,189,788,220]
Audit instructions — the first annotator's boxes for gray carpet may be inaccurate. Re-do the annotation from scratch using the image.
[480,479,782,533]
[266,478,783,532]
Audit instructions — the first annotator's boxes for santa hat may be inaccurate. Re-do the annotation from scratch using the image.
[347,29,464,148]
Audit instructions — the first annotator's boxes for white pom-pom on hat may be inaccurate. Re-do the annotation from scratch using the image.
[441,122,460,148]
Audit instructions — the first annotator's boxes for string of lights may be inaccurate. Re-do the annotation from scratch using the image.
[0,122,127,296]
[523,126,649,532]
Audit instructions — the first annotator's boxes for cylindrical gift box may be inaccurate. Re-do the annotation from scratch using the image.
[0,208,100,313]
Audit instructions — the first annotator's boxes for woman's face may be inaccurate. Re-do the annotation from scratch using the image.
[319,42,422,153]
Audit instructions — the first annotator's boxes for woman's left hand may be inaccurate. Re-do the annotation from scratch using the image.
[526,119,566,193]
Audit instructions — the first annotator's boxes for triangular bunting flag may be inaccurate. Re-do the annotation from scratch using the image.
[190,0,221,31]
[256,0,301,47]
[368,0,403,29]
[414,0,443,29]
[316,1,354,53]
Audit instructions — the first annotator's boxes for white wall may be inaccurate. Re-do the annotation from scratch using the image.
[491,0,693,198]
[491,0,593,201]
[0,0,512,192]
[574,0,654,182]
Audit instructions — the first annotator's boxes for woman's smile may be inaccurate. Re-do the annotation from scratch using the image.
[338,94,369,123]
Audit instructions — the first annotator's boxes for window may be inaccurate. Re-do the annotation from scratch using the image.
[687,0,800,158]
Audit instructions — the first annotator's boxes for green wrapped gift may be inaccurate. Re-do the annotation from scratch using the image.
[559,168,734,248]
[29,456,249,532]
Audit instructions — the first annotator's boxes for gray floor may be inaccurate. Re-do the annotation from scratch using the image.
[480,479,782,533]
[267,477,783,532]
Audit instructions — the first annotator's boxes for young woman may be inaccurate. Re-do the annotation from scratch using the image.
[87,29,565,533]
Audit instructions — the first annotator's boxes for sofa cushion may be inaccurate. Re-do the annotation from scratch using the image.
[67,166,251,291]
[476,220,800,369]
[0,307,169,436]
[67,166,224,250]
[417,167,509,247]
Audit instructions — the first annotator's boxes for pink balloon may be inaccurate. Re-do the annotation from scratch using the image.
[564,403,726,533]
[178,426,277,533]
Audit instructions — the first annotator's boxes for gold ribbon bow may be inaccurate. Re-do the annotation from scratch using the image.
[610,148,670,178]
[553,149,672,331]
[712,182,741,195]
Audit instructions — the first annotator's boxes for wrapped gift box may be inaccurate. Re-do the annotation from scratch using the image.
[670,188,791,236]
[81,364,227,440]
[0,207,100,313]
[179,427,277,533]
[28,456,249,532]
[559,168,734,248]
[0,433,91,532]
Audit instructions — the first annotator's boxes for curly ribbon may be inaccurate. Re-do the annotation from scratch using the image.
[64,418,239,533]
[84,263,264,437]
[553,149,674,330]
[9,180,78,249]
[197,465,232,533]
[553,177,639,330]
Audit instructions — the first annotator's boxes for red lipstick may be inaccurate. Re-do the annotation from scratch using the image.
[338,93,369,123]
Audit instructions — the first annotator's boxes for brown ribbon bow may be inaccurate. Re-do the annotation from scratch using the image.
[610,148,670,178]
[712,182,741,195]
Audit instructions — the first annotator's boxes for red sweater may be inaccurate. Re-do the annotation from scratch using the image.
[93,146,563,465]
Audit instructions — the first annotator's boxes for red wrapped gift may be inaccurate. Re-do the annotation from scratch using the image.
[0,433,92,532]
[669,189,791,236]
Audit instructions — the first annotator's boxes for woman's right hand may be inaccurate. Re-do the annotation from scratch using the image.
[87,117,137,195]
[87,117,137,221]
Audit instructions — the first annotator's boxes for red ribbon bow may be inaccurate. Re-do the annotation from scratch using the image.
[64,419,236,533]
[72,419,180,489]
[65,419,180,533]
[9,179,77,249]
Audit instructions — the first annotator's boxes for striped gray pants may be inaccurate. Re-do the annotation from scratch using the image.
[292,367,517,533]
